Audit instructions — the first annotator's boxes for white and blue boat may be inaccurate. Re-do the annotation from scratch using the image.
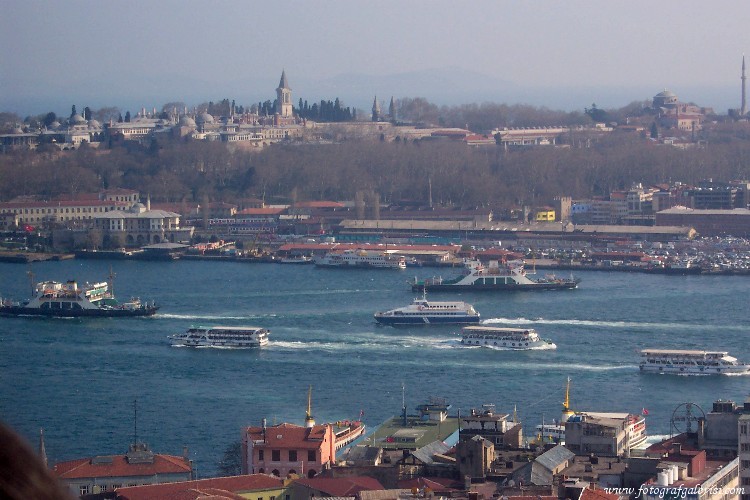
[374,292,480,326]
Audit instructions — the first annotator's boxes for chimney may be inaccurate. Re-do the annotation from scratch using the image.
[183,446,189,460]
[672,443,682,455]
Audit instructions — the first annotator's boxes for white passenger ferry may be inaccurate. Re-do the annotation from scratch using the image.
[374,292,480,326]
[315,249,406,269]
[639,349,750,375]
[460,326,556,350]
[169,326,270,348]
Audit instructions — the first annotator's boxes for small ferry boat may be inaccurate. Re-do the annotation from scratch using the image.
[639,349,750,375]
[315,249,406,269]
[460,325,556,350]
[278,255,314,264]
[411,259,579,292]
[374,292,480,326]
[169,326,270,347]
[0,272,157,318]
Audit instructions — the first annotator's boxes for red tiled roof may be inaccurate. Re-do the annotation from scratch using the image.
[294,201,345,209]
[237,208,286,216]
[580,487,620,500]
[53,453,192,479]
[294,476,384,497]
[245,423,328,449]
[397,477,460,492]
[0,200,129,208]
[117,474,284,500]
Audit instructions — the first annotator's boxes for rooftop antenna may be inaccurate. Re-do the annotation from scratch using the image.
[401,382,407,426]
[133,398,138,446]
[561,376,574,422]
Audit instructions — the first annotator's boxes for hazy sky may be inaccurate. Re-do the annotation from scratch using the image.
[2,0,748,115]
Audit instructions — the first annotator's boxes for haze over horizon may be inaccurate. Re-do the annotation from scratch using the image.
[2,0,748,118]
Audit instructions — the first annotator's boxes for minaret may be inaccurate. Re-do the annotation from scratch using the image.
[742,55,747,116]
[372,96,381,122]
[276,70,293,118]
[304,386,315,428]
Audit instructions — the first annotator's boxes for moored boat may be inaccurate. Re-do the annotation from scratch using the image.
[0,272,158,318]
[460,325,556,350]
[374,292,480,325]
[169,326,270,347]
[639,349,750,375]
[315,249,406,269]
[411,259,579,292]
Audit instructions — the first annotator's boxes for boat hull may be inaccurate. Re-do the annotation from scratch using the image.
[375,315,480,326]
[0,305,159,318]
[639,365,750,375]
[412,282,578,292]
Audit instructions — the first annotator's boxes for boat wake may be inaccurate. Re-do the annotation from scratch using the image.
[482,317,746,331]
[460,343,557,351]
[157,313,278,321]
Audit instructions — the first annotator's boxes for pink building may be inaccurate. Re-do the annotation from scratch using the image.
[242,421,335,478]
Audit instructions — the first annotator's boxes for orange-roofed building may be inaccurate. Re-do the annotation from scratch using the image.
[52,443,192,498]
[115,473,285,500]
[242,422,335,478]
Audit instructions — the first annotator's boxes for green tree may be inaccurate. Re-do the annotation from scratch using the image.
[217,441,242,476]
[585,103,608,123]
[70,105,77,118]
[124,111,131,123]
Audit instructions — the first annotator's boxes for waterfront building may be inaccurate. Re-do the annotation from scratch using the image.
[52,442,193,498]
[241,420,335,478]
[656,207,750,237]
[0,188,139,229]
[564,412,647,457]
[458,404,523,449]
[367,397,459,452]
[114,474,286,500]
[91,199,193,246]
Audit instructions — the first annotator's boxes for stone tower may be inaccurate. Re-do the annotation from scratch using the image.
[372,96,381,122]
[276,70,293,118]
[742,55,747,116]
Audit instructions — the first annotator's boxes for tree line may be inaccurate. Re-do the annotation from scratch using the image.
[1,123,749,212]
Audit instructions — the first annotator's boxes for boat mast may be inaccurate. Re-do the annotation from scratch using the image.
[304,386,315,428]
[108,266,116,297]
[28,267,35,297]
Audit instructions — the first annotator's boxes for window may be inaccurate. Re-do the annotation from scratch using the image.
[289,450,297,461]
[272,449,280,461]
[258,449,264,460]
[308,450,316,461]
[79,485,89,495]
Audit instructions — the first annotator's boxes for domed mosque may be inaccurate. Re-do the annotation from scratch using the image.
[652,89,679,109]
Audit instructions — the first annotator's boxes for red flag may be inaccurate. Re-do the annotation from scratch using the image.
[642,408,649,415]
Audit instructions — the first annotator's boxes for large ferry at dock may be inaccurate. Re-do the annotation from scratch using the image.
[639,349,750,375]
[374,292,480,326]
[411,259,579,292]
[169,326,270,347]
[460,325,556,350]
[315,249,406,269]
[0,272,157,318]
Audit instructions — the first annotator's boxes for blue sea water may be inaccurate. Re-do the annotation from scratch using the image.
[0,259,749,477]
